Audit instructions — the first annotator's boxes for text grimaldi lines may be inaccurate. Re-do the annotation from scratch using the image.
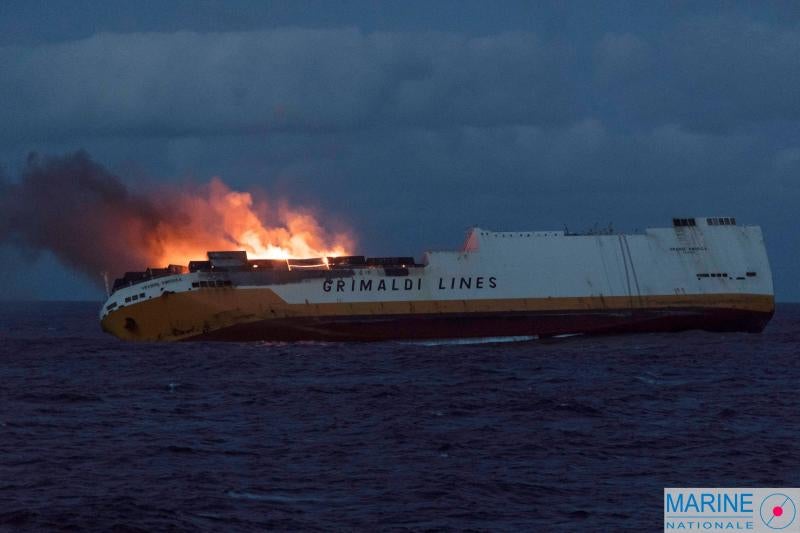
[322,275,498,293]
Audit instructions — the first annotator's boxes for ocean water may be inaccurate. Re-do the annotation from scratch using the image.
[0,302,798,531]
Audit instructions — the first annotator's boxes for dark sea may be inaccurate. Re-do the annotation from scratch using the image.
[1,302,798,532]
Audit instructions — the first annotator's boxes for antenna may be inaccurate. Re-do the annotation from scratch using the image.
[102,271,110,297]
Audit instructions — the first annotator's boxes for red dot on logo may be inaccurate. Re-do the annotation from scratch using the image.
[773,506,784,517]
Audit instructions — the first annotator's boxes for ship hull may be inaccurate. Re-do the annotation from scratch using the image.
[100,289,774,342]
[188,307,773,342]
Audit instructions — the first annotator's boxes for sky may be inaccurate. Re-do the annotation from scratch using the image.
[0,0,798,301]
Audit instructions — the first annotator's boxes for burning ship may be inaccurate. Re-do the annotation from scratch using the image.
[100,216,774,342]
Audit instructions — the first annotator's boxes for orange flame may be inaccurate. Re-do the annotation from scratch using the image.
[149,178,353,267]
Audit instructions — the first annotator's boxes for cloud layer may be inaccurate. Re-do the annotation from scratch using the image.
[0,29,575,141]
[2,19,800,142]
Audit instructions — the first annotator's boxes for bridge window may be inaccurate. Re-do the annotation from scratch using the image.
[673,218,696,227]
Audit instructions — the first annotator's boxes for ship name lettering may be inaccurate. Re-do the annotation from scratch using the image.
[669,246,707,253]
[324,276,497,293]
[438,276,497,290]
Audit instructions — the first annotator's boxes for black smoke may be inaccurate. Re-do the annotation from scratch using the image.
[0,151,171,284]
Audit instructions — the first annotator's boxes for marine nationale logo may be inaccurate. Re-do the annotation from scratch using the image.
[665,488,800,532]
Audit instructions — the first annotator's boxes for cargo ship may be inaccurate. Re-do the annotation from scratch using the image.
[100,216,774,342]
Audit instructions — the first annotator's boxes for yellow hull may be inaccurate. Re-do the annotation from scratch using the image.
[101,288,775,342]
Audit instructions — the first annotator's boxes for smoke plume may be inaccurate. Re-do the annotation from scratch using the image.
[0,151,353,284]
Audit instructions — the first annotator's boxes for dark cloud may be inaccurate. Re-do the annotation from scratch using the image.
[0,29,576,142]
[593,16,800,131]
[2,20,800,143]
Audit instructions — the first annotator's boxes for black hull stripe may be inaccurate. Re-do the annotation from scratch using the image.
[186,307,774,342]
